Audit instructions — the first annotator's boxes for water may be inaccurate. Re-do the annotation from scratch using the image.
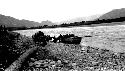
[14,25,125,52]
[13,27,92,37]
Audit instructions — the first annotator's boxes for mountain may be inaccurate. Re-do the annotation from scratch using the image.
[40,20,55,26]
[0,14,55,27]
[98,8,125,20]
[57,14,101,24]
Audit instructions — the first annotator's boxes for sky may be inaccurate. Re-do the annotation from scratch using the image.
[0,0,124,23]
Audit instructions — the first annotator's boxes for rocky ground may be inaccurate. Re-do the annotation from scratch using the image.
[21,42,125,71]
[1,35,125,71]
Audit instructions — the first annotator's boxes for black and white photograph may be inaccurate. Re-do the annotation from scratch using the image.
[0,0,125,71]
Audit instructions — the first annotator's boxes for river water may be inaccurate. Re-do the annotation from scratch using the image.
[14,25,125,52]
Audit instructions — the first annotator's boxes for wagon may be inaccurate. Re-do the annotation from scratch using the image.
[61,36,82,44]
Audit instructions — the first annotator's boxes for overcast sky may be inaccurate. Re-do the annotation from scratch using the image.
[0,0,124,23]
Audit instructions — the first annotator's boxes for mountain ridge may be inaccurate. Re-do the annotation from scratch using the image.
[0,14,56,27]
[57,14,101,24]
[98,8,125,20]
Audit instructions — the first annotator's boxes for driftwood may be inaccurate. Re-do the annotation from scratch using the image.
[5,45,39,71]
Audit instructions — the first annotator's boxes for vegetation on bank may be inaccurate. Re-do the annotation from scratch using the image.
[0,25,20,69]
[0,25,36,70]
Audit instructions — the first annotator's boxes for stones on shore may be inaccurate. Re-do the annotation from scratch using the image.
[24,44,125,71]
[28,59,63,69]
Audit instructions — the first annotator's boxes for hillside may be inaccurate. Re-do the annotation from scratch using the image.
[0,14,55,27]
[98,8,125,20]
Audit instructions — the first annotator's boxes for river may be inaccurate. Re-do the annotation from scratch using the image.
[14,25,125,52]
